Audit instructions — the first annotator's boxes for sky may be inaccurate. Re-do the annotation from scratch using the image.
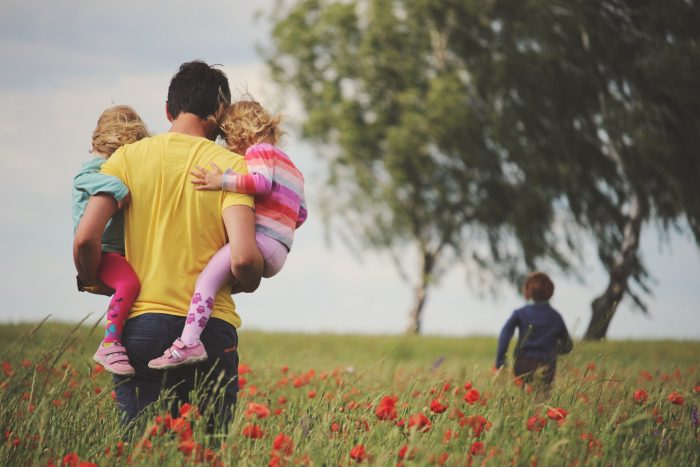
[1,1,698,340]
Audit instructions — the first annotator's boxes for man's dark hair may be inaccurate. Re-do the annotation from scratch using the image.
[167,60,231,120]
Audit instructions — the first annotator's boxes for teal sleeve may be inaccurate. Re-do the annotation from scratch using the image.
[73,172,129,201]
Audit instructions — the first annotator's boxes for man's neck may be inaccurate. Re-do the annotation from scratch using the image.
[168,112,213,139]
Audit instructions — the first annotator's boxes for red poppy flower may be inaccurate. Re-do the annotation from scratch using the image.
[355,418,370,431]
[349,444,366,463]
[375,395,398,420]
[272,433,294,456]
[430,399,448,413]
[170,417,191,436]
[269,453,282,467]
[398,444,417,460]
[633,389,648,404]
[242,424,264,439]
[245,402,271,419]
[464,389,480,405]
[546,408,568,420]
[62,452,80,467]
[179,403,199,418]
[526,415,547,432]
[178,439,195,456]
[407,413,432,432]
[667,391,684,405]
[461,415,491,437]
[469,441,485,456]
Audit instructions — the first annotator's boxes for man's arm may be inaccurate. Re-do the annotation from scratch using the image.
[73,194,118,288]
[222,205,263,293]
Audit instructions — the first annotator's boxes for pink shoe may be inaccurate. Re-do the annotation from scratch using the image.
[148,338,208,370]
[93,343,135,376]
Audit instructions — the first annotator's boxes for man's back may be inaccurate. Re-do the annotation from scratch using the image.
[101,132,253,327]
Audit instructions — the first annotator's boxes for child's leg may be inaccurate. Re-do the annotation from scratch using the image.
[256,233,289,278]
[180,244,234,346]
[98,252,140,346]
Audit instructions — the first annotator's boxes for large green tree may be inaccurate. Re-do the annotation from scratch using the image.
[424,0,700,338]
[264,0,573,333]
[264,0,700,336]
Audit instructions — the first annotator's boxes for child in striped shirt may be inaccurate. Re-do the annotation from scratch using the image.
[149,99,307,369]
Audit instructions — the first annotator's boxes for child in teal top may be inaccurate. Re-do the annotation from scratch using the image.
[72,105,149,376]
[72,157,129,253]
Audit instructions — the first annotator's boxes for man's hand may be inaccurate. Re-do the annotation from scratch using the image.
[191,163,225,191]
[77,276,115,296]
[117,193,131,210]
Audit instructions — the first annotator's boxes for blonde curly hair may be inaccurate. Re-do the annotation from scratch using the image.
[91,105,149,158]
[219,98,283,154]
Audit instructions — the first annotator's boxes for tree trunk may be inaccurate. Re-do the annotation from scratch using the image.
[584,195,644,340]
[405,278,429,334]
[405,251,434,334]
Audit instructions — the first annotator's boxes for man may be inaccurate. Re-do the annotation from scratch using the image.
[74,60,263,431]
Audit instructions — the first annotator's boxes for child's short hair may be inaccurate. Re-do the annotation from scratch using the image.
[219,97,283,153]
[92,105,149,158]
[522,272,555,302]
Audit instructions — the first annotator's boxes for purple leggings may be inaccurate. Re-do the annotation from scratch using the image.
[180,234,287,345]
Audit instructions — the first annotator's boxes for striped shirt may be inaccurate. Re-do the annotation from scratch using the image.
[222,143,307,250]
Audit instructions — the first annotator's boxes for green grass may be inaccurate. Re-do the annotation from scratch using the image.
[0,320,697,466]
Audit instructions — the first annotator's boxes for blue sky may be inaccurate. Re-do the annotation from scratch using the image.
[1,1,698,340]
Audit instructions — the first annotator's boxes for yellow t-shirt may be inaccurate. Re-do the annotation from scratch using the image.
[101,132,253,327]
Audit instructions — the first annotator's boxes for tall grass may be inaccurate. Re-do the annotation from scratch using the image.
[0,321,697,465]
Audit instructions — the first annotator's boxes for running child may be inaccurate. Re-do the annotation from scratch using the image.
[148,98,307,369]
[495,272,573,386]
[73,105,148,376]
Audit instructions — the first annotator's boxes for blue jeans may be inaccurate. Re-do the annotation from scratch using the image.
[113,313,239,433]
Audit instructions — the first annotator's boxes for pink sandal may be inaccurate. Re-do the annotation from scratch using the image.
[93,343,135,376]
[148,338,208,370]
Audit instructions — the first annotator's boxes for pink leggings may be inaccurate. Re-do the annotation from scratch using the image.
[180,234,287,345]
[98,252,140,344]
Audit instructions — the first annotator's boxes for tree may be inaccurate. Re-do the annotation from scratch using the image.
[264,0,700,337]
[264,0,574,333]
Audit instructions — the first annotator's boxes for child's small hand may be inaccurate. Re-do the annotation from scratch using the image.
[117,193,131,210]
[191,163,224,191]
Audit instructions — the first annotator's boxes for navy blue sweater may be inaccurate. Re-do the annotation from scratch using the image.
[495,302,573,368]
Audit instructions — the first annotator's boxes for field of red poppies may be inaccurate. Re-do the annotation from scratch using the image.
[0,322,697,466]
